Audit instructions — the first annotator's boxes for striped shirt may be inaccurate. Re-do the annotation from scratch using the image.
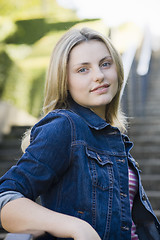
[128,166,139,240]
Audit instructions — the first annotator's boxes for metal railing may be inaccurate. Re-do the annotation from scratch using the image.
[121,25,152,117]
[4,234,33,240]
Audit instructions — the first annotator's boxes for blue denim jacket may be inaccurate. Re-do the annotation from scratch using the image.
[0,99,160,240]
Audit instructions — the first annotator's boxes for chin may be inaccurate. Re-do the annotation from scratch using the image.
[98,99,113,106]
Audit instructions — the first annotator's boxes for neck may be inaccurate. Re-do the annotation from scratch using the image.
[90,106,106,120]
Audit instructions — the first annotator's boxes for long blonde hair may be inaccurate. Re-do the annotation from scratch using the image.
[22,27,127,152]
[44,27,126,129]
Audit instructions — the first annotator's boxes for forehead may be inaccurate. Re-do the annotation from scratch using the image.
[69,40,110,63]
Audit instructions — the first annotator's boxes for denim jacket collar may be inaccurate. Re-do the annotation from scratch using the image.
[68,98,109,130]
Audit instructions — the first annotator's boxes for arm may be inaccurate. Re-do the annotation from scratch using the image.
[1,198,101,240]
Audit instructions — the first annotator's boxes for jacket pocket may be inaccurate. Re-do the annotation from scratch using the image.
[86,147,114,190]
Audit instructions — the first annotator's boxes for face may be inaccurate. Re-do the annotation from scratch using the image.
[67,40,118,119]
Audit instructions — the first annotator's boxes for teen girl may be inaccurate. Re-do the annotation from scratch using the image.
[0,27,159,240]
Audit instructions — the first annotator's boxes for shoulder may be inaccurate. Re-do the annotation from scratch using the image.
[40,109,86,126]
[30,110,73,141]
[30,109,88,141]
[34,109,76,127]
[30,109,84,141]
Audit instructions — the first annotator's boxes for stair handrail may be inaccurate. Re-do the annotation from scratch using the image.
[136,25,152,116]
[121,25,152,99]
[137,25,152,76]
[120,42,138,99]
[120,25,153,117]
[4,233,33,240]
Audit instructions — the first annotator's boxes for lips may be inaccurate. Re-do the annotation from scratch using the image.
[90,83,110,92]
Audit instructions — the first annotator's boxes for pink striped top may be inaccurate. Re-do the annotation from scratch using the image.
[128,166,139,240]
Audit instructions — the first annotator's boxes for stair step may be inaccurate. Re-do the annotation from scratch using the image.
[146,191,160,209]
[138,159,160,174]
[154,210,160,221]
[0,154,21,162]
[130,135,160,142]
[0,126,29,176]
[0,138,21,149]
[132,153,160,160]
[0,148,22,156]
[129,128,160,136]
[0,166,16,177]
[129,127,160,136]
[5,126,30,139]
[131,149,160,160]
[132,139,160,148]
[145,101,160,105]
[141,175,160,191]
[133,145,160,152]
[144,111,160,116]
[128,117,160,124]
[0,147,22,162]
[127,51,160,215]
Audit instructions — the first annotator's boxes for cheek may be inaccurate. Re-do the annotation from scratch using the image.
[67,77,76,92]
[68,79,87,92]
[68,81,84,100]
[68,82,79,93]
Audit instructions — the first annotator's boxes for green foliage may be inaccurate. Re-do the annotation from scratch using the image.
[1,59,22,106]
[28,71,45,117]
[0,0,78,23]
[5,18,96,45]
[0,0,102,117]
[0,48,13,96]
[1,55,46,116]
[0,0,42,17]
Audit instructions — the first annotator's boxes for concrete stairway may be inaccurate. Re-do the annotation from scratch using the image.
[0,101,37,178]
[0,126,30,177]
[0,102,37,238]
[0,125,30,239]
[128,49,160,220]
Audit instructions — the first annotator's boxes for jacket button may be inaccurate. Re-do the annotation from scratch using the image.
[142,194,147,201]
[120,192,127,198]
[121,226,129,231]
[117,159,125,163]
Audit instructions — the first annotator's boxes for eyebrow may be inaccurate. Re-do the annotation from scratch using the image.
[73,55,112,67]
[99,56,112,64]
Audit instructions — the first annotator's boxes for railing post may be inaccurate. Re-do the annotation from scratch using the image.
[136,25,152,116]
[121,43,138,117]
[4,233,33,240]
[121,25,152,118]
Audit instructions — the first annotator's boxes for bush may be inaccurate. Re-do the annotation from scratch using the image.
[0,48,13,96]
[5,18,98,45]
[28,70,45,117]
[1,17,101,117]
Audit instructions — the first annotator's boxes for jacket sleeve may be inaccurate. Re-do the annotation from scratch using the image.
[0,111,72,201]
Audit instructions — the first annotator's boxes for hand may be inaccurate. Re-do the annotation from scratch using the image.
[71,219,102,240]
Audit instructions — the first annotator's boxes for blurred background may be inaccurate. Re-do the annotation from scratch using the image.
[1,0,160,120]
[0,0,160,237]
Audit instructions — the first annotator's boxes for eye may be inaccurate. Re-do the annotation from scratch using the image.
[101,62,111,68]
[78,67,88,73]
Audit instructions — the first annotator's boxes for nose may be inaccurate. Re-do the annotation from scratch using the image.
[93,66,104,83]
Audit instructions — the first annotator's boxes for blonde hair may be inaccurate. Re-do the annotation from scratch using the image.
[22,27,127,152]
[44,27,126,130]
